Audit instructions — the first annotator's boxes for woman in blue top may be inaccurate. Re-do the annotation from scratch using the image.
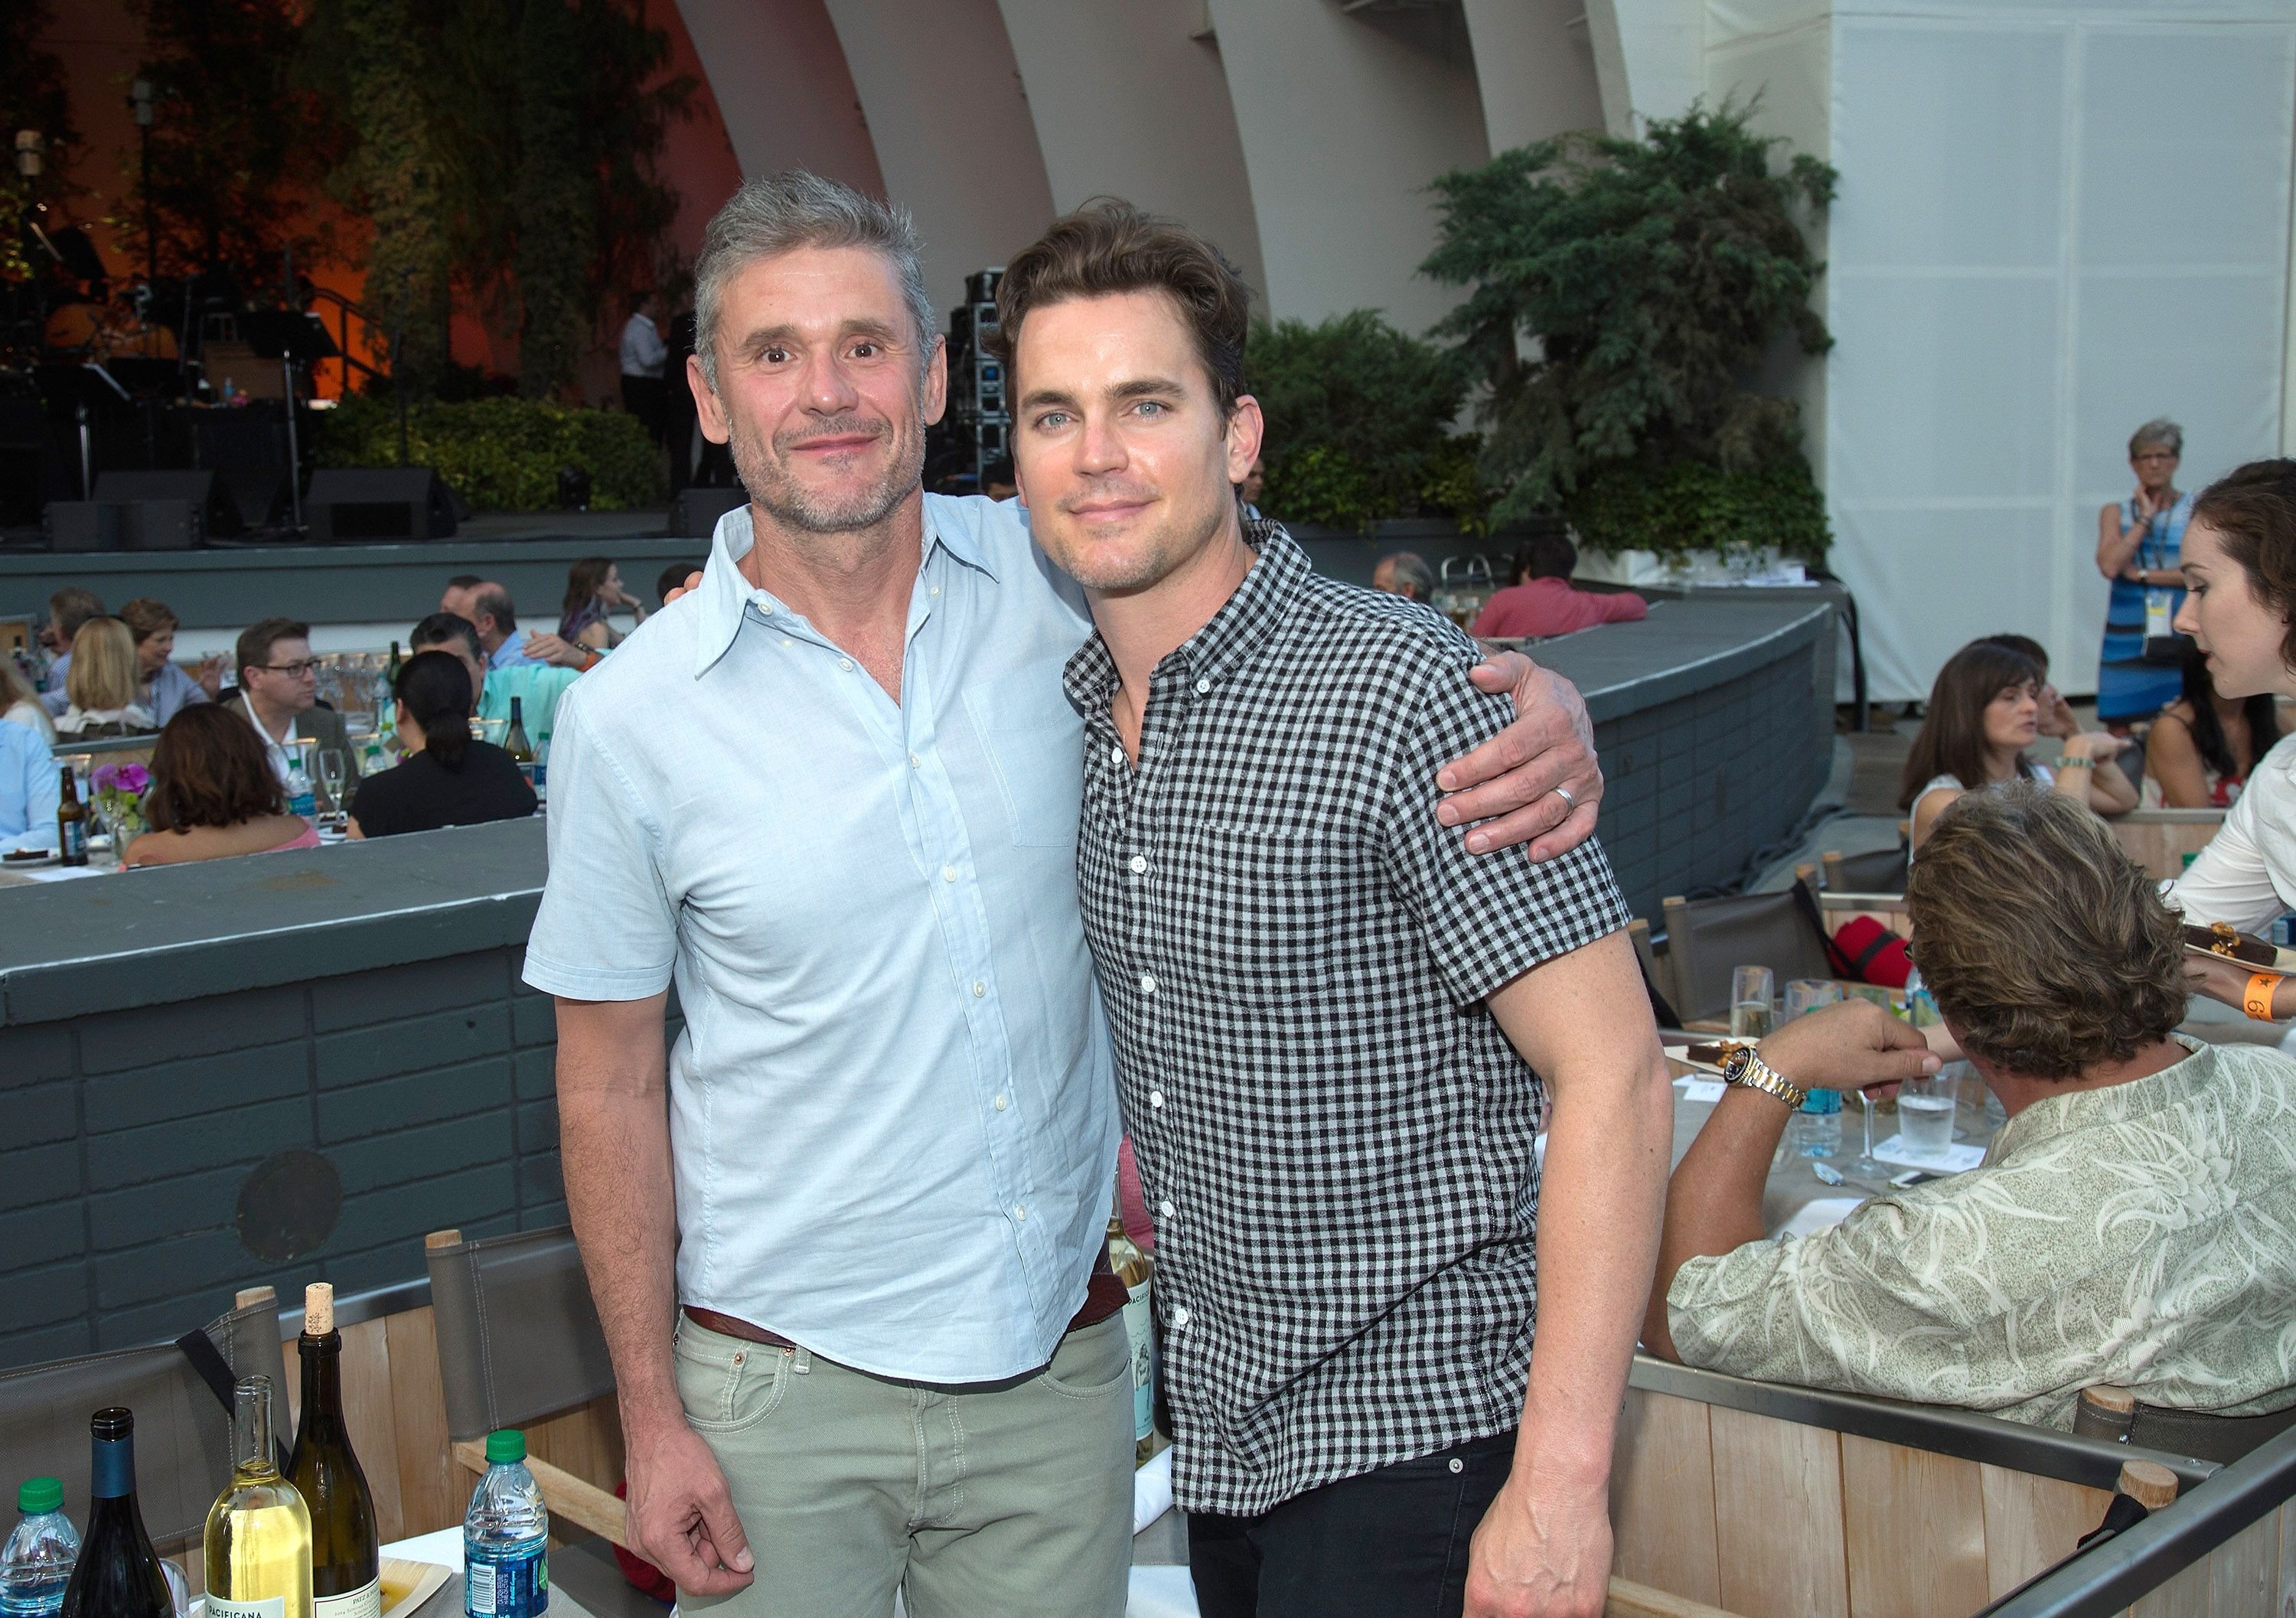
[2095,418,2193,726]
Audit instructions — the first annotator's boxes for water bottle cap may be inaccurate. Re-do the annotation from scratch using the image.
[484,1430,526,1464]
[15,1477,60,1515]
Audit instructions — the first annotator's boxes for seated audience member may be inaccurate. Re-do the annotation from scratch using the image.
[1649,785,2296,1430]
[347,652,535,839]
[439,576,540,668]
[979,456,1018,502]
[2,659,55,745]
[656,563,702,610]
[1471,533,1649,638]
[1370,550,1434,602]
[1975,632,2081,739]
[1901,638,2136,850]
[123,706,321,869]
[2143,639,2279,808]
[556,556,647,652]
[225,618,359,814]
[1238,454,1264,520]
[413,612,579,740]
[117,597,220,725]
[38,586,104,694]
[0,717,60,851]
[54,618,156,739]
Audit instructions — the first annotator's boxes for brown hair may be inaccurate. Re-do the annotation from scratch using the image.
[47,587,103,641]
[146,704,287,831]
[2190,458,2296,672]
[563,557,614,618]
[67,618,139,713]
[116,597,180,644]
[988,199,1252,418]
[236,617,311,680]
[1906,785,2184,1077]
[1897,640,2044,810]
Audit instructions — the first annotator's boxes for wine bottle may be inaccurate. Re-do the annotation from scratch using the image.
[206,1378,312,1618]
[55,769,85,869]
[57,1408,171,1618]
[504,699,534,786]
[287,1287,379,1618]
[1106,1189,1156,1464]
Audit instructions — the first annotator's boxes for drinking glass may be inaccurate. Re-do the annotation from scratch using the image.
[1729,966,1775,1039]
[318,749,347,819]
[1896,1072,1956,1159]
[1783,978,1843,1024]
[1847,1088,1885,1178]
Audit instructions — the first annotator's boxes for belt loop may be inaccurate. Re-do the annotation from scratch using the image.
[791,1345,811,1375]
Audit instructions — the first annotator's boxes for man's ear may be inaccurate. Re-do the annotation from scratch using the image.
[922,334,949,429]
[690,354,729,445]
[1226,394,1264,484]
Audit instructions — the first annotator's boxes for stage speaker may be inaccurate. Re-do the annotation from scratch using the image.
[306,468,460,542]
[93,470,241,538]
[670,486,747,539]
[45,501,119,553]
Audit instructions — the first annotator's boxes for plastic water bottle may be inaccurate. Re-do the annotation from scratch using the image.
[1789,1087,1842,1158]
[285,754,318,823]
[2,1478,80,1618]
[462,1431,546,1618]
[1903,964,1940,1029]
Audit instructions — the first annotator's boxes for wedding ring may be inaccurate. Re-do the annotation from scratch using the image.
[1552,785,1578,813]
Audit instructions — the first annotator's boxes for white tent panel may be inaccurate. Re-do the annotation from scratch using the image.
[1841,504,2064,710]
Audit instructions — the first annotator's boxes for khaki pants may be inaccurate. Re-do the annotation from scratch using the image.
[673,1313,1134,1618]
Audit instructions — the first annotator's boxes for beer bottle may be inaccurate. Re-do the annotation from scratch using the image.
[56,768,86,867]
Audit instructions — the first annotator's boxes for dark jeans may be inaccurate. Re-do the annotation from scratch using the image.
[1188,1431,1515,1618]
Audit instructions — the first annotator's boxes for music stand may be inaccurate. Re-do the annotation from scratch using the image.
[240,311,339,533]
[33,361,130,498]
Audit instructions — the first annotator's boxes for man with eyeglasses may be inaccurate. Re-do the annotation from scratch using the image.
[227,617,361,814]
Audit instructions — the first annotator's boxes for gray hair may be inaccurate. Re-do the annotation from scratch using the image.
[2129,417,2184,458]
[693,170,935,393]
[1380,551,1436,600]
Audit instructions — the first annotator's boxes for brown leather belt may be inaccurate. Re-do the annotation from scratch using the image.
[683,1241,1130,1353]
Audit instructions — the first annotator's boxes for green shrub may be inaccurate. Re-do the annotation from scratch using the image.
[1244,311,1473,531]
[313,394,664,511]
[1564,458,1830,566]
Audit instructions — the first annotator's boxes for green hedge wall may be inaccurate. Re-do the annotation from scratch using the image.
[313,396,665,511]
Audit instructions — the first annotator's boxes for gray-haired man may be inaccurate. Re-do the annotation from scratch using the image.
[527,171,1606,1616]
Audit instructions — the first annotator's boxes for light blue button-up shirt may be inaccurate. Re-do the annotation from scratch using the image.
[523,497,1117,1383]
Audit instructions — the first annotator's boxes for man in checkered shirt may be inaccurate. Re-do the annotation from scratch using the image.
[992,204,1675,1618]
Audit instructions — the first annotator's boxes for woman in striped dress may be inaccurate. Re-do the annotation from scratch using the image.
[2095,418,2193,726]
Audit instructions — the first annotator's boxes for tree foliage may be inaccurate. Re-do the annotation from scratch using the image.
[1242,310,1470,530]
[0,1,79,280]
[315,393,664,510]
[1422,101,1836,547]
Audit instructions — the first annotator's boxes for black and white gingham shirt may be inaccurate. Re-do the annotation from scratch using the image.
[1068,527,1630,1516]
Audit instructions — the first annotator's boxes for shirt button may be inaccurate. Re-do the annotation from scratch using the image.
[839,657,854,671]
[1148,1091,1164,1108]
[1195,677,1210,694]
[1172,1307,1191,1329]
[943,864,957,882]
[1159,1199,1174,1218]
[1128,854,1147,874]
[1139,972,1157,995]
[1013,1205,1027,1222]
[1110,744,1124,765]
[993,1093,1008,1111]
[973,980,987,997]
[931,585,941,596]
[909,753,920,769]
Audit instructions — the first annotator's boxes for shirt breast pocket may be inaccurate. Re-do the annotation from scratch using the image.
[1170,827,1337,1000]
[963,661,1083,848]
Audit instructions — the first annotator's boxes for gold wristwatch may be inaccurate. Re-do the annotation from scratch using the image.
[1720,1045,1808,1111]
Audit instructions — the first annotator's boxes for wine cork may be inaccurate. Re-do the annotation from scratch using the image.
[305,1282,334,1336]
[2118,1460,2179,1510]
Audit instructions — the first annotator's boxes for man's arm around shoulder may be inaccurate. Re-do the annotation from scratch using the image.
[1467,931,1675,1618]
[556,993,755,1594]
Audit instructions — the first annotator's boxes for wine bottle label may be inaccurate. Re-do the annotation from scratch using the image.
[209,1597,286,1618]
[315,1577,380,1618]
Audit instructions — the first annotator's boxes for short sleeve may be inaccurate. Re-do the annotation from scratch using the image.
[1378,653,1631,1004]
[520,690,678,1000]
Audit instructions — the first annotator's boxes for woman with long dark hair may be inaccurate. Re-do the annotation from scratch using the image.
[1900,640,2138,851]
[345,651,535,838]
[559,556,646,651]
[2142,640,2281,807]
[123,706,320,868]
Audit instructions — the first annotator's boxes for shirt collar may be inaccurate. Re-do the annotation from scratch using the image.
[1982,1033,2210,1163]
[1063,520,1306,719]
[692,496,1000,678]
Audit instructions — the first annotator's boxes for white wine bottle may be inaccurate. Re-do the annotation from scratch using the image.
[204,1378,314,1618]
[289,1285,380,1618]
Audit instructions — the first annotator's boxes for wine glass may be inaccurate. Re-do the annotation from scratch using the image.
[318,749,347,820]
[1847,1087,1886,1179]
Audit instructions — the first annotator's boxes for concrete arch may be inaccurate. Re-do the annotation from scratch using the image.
[1462,0,1608,154]
[670,0,885,201]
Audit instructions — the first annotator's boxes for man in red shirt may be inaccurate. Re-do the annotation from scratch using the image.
[1472,533,1649,639]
